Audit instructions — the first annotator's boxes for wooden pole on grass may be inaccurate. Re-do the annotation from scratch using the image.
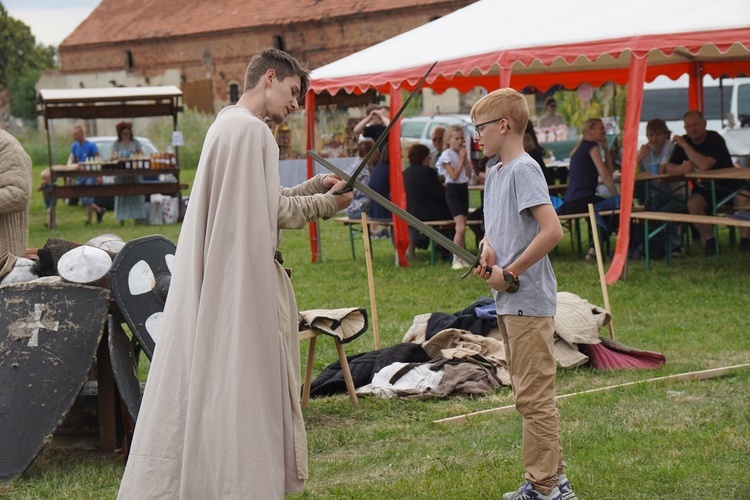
[588,203,615,340]
[361,213,381,349]
[432,363,750,426]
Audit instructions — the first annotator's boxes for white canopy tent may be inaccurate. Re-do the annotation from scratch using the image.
[306,0,750,279]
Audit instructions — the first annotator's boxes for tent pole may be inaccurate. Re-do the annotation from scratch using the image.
[306,92,321,263]
[605,54,647,284]
[388,86,409,267]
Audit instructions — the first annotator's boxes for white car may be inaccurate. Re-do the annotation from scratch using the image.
[88,135,160,159]
[400,114,476,153]
[400,114,482,168]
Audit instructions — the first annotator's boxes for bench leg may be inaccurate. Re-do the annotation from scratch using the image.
[643,220,672,270]
[665,223,673,267]
[644,220,651,271]
[574,219,582,256]
[713,225,720,260]
[349,225,357,260]
[301,336,317,410]
[334,339,359,408]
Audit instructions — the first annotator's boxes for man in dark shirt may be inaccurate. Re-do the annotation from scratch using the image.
[665,110,743,255]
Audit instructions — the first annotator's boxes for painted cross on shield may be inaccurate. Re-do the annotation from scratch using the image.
[14,303,60,347]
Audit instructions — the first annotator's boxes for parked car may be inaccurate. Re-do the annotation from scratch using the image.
[88,135,160,159]
[401,114,482,168]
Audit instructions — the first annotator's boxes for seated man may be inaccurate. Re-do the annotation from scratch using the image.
[403,144,453,260]
[665,110,744,256]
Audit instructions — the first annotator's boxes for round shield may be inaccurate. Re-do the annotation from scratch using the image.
[109,235,176,360]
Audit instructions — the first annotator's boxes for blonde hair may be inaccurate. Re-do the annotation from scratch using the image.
[445,124,464,142]
[470,88,529,136]
[569,118,603,157]
[40,167,51,180]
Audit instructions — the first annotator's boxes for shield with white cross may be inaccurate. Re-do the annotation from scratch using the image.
[0,281,110,481]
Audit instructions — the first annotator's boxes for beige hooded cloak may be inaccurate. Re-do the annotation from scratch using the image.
[118,105,339,499]
[0,129,32,256]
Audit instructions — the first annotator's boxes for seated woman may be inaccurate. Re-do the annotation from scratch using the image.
[556,118,619,259]
[111,121,148,226]
[402,144,453,260]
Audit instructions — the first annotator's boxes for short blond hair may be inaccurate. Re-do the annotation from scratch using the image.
[470,88,529,136]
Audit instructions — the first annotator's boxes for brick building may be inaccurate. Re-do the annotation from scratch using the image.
[39,0,476,114]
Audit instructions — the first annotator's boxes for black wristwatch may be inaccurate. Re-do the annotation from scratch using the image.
[502,267,519,293]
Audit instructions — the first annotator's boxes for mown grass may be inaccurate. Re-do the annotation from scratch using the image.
[2,141,749,498]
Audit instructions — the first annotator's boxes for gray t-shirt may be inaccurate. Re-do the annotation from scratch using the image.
[484,152,557,317]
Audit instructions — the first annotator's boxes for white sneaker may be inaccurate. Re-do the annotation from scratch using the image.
[451,260,464,270]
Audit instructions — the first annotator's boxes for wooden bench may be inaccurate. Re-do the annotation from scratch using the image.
[334,216,483,264]
[630,211,750,269]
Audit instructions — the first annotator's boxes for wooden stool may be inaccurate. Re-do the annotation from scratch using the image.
[300,328,359,409]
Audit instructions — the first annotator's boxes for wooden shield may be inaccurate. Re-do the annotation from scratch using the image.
[0,282,110,481]
[107,315,142,423]
[109,235,176,360]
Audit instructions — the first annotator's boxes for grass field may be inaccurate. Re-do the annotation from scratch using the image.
[2,156,749,499]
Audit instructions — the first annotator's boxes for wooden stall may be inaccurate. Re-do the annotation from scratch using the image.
[36,86,184,228]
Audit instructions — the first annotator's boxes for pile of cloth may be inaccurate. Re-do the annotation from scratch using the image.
[309,293,665,401]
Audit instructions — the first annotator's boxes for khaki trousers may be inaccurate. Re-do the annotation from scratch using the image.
[498,315,563,495]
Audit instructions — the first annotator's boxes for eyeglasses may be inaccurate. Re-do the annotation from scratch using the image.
[474,117,509,138]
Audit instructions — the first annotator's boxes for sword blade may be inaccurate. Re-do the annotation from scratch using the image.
[309,150,478,266]
[337,61,438,194]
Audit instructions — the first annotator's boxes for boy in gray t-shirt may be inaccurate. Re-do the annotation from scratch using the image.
[470,89,573,500]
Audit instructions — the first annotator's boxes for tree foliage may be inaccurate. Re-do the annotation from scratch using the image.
[0,3,57,120]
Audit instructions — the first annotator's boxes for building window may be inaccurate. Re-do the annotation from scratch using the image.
[124,50,134,71]
[229,83,240,104]
[274,35,286,52]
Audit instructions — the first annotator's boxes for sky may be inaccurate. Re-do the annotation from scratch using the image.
[4,0,100,47]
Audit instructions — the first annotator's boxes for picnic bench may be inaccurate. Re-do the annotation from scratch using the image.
[334,216,483,264]
[557,207,644,257]
[630,211,750,269]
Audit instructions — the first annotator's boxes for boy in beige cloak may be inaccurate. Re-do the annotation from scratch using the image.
[118,49,352,499]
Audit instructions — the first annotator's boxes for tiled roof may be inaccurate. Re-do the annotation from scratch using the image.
[62,0,465,46]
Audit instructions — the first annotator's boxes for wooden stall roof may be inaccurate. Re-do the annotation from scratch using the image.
[37,86,183,121]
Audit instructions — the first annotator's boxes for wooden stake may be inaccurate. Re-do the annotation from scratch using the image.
[432,363,750,426]
[361,213,380,349]
[588,203,615,340]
